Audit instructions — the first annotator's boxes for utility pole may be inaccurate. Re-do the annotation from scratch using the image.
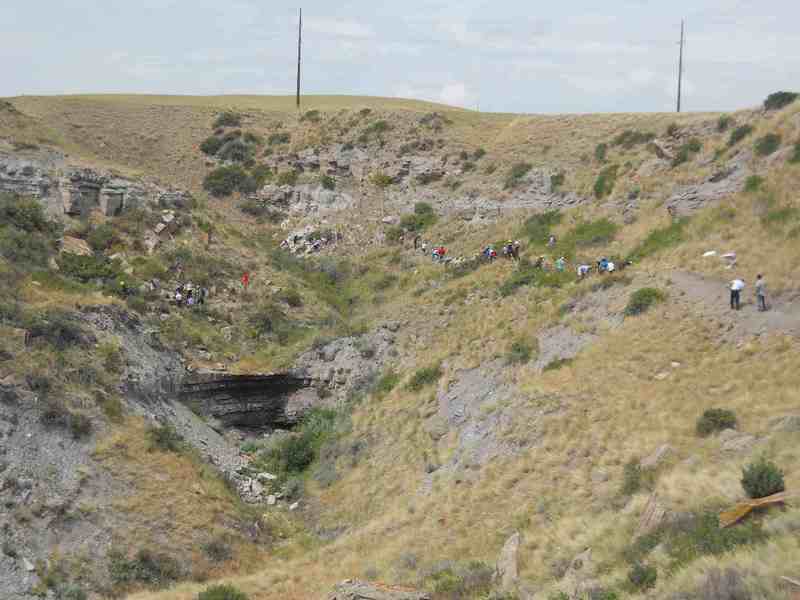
[296,8,302,111]
[676,19,685,113]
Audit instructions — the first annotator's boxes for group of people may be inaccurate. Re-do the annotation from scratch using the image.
[730,275,768,311]
[174,283,209,307]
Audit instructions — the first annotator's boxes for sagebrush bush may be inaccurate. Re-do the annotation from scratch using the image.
[625,288,666,316]
[523,210,562,244]
[550,172,565,189]
[147,424,185,453]
[213,112,241,128]
[200,136,224,156]
[203,166,256,197]
[729,125,754,146]
[201,538,233,563]
[406,364,443,391]
[791,142,800,164]
[621,458,642,495]
[268,132,290,146]
[717,115,733,132]
[754,133,781,156]
[87,223,117,252]
[594,143,608,162]
[696,408,737,436]
[506,339,536,365]
[594,165,619,198]
[741,457,785,499]
[198,584,249,600]
[744,175,764,192]
[108,548,182,588]
[400,202,437,232]
[612,130,655,149]
[627,218,688,262]
[628,563,657,590]
[504,162,532,189]
[217,138,256,163]
[764,91,798,111]
[373,369,400,398]
[276,170,299,186]
[320,174,335,190]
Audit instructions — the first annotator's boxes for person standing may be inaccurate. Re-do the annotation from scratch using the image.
[730,277,745,310]
[755,274,767,312]
[241,272,250,293]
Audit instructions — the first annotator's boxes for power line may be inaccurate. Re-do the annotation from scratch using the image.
[676,19,685,113]
[296,8,302,111]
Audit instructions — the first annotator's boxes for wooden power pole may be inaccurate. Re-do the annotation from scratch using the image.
[676,19,685,113]
[296,8,303,111]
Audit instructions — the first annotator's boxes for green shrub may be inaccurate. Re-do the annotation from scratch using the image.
[627,218,688,262]
[666,511,766,568]
[666,122,680,137]
[499,260,573,297]
[672,138,703,167]
[276,170,299,186]
[108,548,182,588]
[200,136,224,156]
[0,194,60,234]
[147,424,185,453]
[277,288,303,307]
[213,112,242,128]
[399,202,437,232]
[320,174,335,190]
[373,369,400,398]
[87,223,117,252]
[594,165,619,198]
[504,162,532,189]
[550,172,565,190]
[301,109,321,123]
[0,225,53,267]
[506,339,537,365]
[198,584,249,600]
[761,205,800,228]
[217,139,256,163]
[422,561,494,599]
[370,172,394,187]
[628,563,657,590]
[612,130,656,149]
[566,218,618,249]
[594,143,608,162]
[267,132,291,146]
[696,408,737,436]
[203,166,256,197]
[625,288,666,316]
[543,357,573,372]
[717,115,733,132]
[473,148,486,160]
[741,457,785,499]
[790,142,800,164]
[69,413,93,440]
[25,311,86,350]
[754,133,781,156]
[58,253,119,282]
[243,132,262,146]
[621,458,642,495]
[764,91,799,111]
[407,364,442,392]
[729,125,753,147]
[365,120,390,135]
[522,210,562,244]
[251,164,272,187]
[745,175,764,192]
[202,538,233,563]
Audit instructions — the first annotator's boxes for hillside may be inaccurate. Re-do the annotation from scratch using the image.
[1,92,800,600]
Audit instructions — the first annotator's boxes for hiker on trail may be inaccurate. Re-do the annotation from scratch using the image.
[577,264,591,279]
[421,241,428,254]
[512,240,521,261]
[548,234,557,248]
[414,235,420,250]
[186,289,195,307]
[241,272,250,291]
[755,274,768,312]
[175,286,184,307]
[555,257,566,272]
[534,255,545,269]
[606,260,616,273]
[730,278,745,310]
[503,242,513,259]
[598,257,609,273]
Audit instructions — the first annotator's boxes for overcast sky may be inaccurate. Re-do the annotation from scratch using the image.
[2,1,798,113]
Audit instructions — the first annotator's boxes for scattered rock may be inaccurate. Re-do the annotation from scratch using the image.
[494,531,521,593]
[22,557,35,572]
[267,494,277,506]
[769,415,800,433]
[637,492,667,536]
[641,445,672,469]
[60,236,93,256]
[327,579,430,600]
[289,501,300,511]
[721,432,756,453]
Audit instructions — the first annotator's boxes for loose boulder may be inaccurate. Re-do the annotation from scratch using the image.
[327,579,430,600]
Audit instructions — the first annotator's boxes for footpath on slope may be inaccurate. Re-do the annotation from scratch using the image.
[669,271,800,340]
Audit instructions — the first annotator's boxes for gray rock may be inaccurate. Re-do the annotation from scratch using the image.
[721,433,756,453]
[327,579,430,600]
[641,444,672,469]
[495,532,521,592]
[769,415,800,433]
[22,558,35,572]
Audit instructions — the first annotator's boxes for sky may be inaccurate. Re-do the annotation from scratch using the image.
[2,0,799,114]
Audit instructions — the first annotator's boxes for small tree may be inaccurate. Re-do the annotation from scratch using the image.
[625,288,666,316]
[764,91,799,111]
[696,408,737,436]
[628,563,657,590]
[198,584,249,600]
[741,457,784,499]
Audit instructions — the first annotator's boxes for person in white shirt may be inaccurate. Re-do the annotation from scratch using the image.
[730,278,745,310]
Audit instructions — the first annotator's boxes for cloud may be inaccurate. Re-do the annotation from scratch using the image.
[438,82,472,107]
[305,17,375,38]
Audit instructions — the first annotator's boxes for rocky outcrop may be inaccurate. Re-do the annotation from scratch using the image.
[495,532,521,593]
[291,324,398,404]
[251,184,355,218]
[0,148,191,219]
[666,150,751,215]
[327,580,430,600]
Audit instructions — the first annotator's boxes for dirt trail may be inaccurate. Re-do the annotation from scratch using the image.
[669,271,800,339]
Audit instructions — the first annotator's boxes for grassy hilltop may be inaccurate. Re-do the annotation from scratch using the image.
[1,92,800,600]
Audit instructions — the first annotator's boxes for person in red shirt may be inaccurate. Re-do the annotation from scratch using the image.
[241,272,250,291]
